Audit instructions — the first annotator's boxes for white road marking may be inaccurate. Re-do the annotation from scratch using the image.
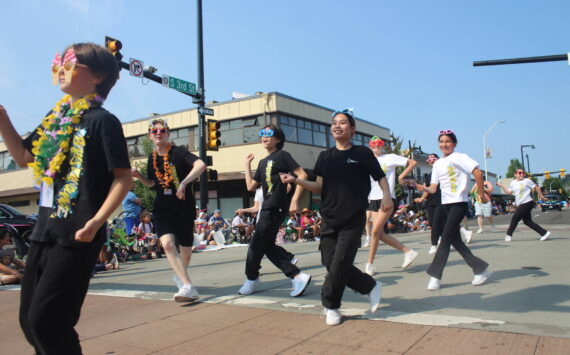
[282,303,315,309]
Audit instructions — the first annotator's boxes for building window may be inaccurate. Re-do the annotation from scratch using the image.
[0,151,18,173]
[170,127,189,148]
[8,200,30,207]
[126,136,146,159]
[351,133,372,146]
[279,115,328,147]
[217,116,263,147]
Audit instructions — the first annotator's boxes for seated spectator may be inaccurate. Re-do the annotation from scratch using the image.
[137,211,161,258]
[195,208,208,236]
[231,211,253,243]
[286,213,303,242]
[204,224,225,246]
[0,227,25,285]
[299,208,319,240]
[208,209,231,240]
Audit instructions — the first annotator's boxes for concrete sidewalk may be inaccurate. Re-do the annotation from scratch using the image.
[2,290,569,355]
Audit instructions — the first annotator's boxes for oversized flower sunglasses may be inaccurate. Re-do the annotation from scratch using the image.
[150,128,169,135]
[259,128,275,137]
[439,129,454,135]
[368,136,385,148]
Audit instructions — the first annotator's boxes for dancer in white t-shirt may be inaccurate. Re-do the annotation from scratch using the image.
[364,136,418,275]
[496,169,550,242]
[417,130,491,290]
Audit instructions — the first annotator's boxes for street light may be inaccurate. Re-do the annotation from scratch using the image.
[483,121,506,180]
[520,144,535,172]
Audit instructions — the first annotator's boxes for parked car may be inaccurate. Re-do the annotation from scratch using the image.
[0,204,36,257]
[541,194,563,212]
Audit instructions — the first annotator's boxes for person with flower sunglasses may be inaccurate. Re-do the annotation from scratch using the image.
[0,43,131,354]
[280,109,390,326]
[496,170,550,241]
[364,136,418,275]
[132,118,206,302]
[238,124,312,298]
[417,130,491,290]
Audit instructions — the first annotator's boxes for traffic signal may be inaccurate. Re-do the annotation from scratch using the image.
[544,171,550,179]
[105,36,123,62]
[207,119,221,151]
[207,169,218,181]
[561,169,566,178]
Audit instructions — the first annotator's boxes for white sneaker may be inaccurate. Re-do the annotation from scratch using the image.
[472,269,492,286]
[505,235,512,242]
[539,231,551,241]
[428,245,437,255]
[173,275,183,289]
[363,235,370,248]
[174,285,200,302]
[290,256,298,265]
[321,308,341,326]
[427,277,441,291]
[464,230,473,244]
[368,281,382,313]
[238,278,260,295]
[290,273,311,297]
[364,263,375,276]
[476,228,483,234]
[402,249,418,269]
[459,228,469,242]
[110,254,119,270]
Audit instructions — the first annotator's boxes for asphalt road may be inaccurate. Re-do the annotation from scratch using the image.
[50,208,569,339]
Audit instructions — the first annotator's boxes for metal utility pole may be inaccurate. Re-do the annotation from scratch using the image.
[196,0,208,210]
[520,144,535,173]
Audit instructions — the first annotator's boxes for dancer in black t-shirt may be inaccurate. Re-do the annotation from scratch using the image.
[0,43,132,354]
[238,125,312,297]
[133,118,206,302]
[281,109,392,326]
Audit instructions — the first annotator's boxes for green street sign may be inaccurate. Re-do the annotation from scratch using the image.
[162,75,196,95]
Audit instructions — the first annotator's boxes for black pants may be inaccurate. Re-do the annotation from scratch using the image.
[20,240,102,355]
[320,213,376,309]
[426,204,444,246]
[245,208,299,280]
[507,201,547,237]
[427,203,488,280]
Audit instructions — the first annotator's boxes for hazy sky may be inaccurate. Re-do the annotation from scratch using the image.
[1,0,569,178]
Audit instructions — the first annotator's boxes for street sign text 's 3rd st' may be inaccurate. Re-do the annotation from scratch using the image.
[162,75,196,96]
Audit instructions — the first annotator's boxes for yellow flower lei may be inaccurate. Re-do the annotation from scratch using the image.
[28,93,102,187]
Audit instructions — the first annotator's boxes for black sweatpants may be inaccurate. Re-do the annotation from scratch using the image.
[427,203,488,280]
[506,201,547,237]
[20,240,103,355]
[245,208,299,280]
[426,204,444,246]
[320,213,376,310]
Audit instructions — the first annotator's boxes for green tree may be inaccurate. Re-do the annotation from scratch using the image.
[506,158,524,178]
[542,176,568,199]
[132,136,156,212]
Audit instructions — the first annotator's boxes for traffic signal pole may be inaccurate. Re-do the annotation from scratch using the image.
[473,54,569,67]
[196,0,209,210]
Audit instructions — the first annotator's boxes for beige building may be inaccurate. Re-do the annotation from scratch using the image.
[0,92,390,219]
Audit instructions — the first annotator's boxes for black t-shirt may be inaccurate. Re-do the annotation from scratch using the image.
[425,172,442,207]
[146,145,198,220]
[314,145,385,229]
[23,106,131,246]
[253,149,300,211]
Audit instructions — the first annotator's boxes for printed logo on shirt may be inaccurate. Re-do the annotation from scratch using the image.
[347,158,359,164]
[518,182,524,199]
[381,163,388,172]
[265,160,274,195]
[447,165,458,193]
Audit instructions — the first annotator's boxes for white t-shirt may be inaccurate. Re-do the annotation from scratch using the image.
[254,187,263,223]
[431,152,479,204]
[368,153,408,200]
[231,215,245,227]
[509,178,535,205]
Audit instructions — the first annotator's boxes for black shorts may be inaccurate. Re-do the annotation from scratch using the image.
[367,198,397,215]
[367,199,381,211]
[155,216,194,247]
